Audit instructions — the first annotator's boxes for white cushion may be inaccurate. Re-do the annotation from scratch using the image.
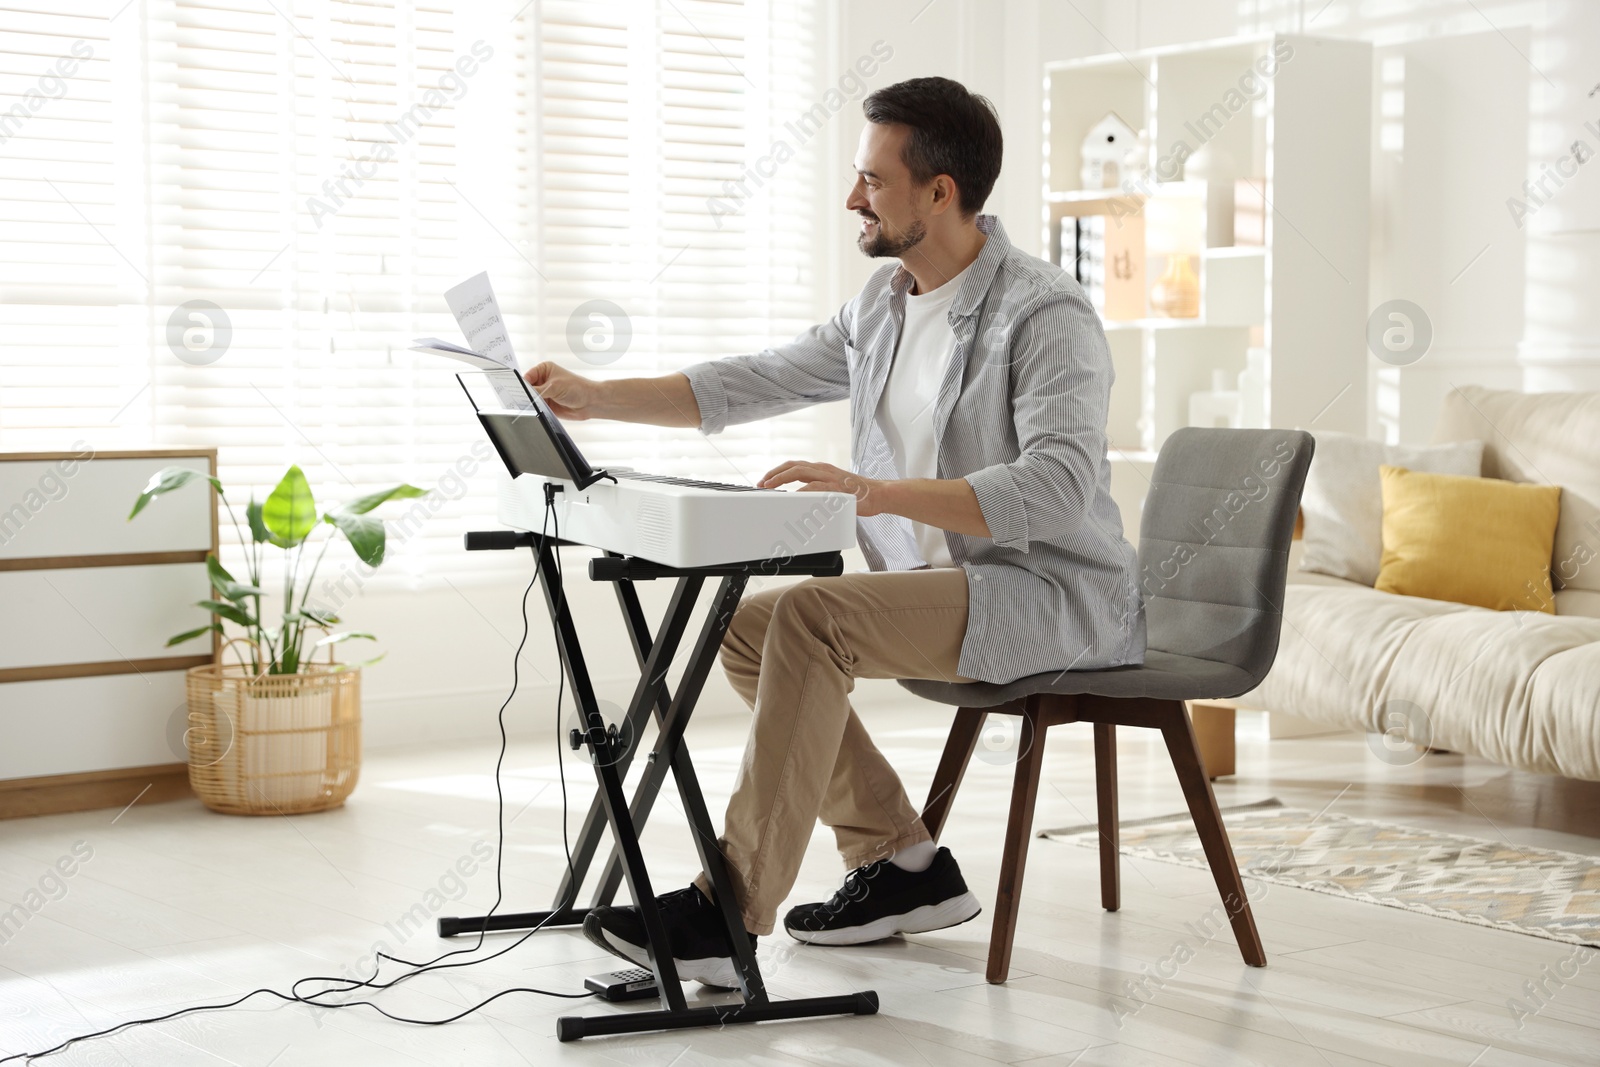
[1298,430,1483,586]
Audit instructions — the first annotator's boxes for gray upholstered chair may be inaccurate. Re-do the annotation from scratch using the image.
[902,427,1314,983]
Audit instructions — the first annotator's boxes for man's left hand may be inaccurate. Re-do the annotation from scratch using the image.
[758,461,888,517]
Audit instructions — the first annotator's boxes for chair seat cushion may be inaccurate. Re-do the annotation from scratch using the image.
[899,650,1258,708]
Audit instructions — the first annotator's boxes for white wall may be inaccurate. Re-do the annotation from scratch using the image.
[1369,27,1531,442]
[1518,0,1600,391]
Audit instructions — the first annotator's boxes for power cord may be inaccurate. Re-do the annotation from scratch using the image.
[1,496,590,1064]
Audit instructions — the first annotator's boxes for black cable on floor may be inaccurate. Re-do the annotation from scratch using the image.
[1,498,590,1064]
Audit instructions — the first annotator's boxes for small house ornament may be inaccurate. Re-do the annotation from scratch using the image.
[1080,111,1138,190]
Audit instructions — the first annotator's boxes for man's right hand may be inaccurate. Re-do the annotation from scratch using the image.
[524,361,601,421]
[521,364,702,429]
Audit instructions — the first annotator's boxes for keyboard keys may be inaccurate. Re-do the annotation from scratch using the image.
[614,472,762,492]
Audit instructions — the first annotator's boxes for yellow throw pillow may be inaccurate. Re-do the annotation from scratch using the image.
[1376,465,1561,612]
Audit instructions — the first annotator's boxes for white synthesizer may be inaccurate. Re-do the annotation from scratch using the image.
[499,472,857,569]
[457,366,856,568]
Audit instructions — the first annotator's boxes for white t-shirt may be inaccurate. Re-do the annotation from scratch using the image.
[875,263,975,569]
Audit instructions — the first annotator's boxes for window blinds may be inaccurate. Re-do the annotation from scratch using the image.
[0,0,828,584]
[0,4,128,442]
[535,0,825,480]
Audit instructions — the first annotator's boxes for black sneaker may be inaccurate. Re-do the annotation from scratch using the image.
[783,846,982,945]
[583,885,756,989]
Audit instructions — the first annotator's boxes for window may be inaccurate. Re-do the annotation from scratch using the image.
[0,0,828,584]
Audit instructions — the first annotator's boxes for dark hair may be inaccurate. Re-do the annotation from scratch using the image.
[862,77,1003,217]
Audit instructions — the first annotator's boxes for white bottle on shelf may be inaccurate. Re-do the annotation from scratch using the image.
[1238,347,1269,428]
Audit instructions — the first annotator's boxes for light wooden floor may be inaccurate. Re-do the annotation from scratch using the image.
[3,684,1598,1066]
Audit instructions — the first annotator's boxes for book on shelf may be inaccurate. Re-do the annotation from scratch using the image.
[1070,211,1145,322]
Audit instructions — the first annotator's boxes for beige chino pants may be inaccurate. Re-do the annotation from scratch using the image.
[691,568,974,935]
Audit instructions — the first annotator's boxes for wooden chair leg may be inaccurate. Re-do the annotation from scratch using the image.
[921,707,985,843]
[1093,722,1119,912]
[987,702,1047,984]
[1159,701,1267,967]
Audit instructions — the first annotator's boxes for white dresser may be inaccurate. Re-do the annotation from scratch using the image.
[0,448,218,818]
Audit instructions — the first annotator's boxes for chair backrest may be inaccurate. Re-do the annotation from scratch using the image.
[1137,427,1314,685]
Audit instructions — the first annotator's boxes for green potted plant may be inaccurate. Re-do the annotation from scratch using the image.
[131,464,424,814]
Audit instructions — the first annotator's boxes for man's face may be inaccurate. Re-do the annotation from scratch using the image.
[846,122,928,259]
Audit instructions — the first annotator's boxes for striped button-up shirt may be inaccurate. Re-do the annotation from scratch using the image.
[682,215,1145,684]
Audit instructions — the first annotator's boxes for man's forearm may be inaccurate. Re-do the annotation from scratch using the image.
[592,373,703,428]
[875,477,992,538]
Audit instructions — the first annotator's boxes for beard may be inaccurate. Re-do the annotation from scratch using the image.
[856,214,927,258]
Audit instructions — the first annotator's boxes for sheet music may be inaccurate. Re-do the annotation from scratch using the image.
[411,272,530,409]
[409,337,503,369]
[480,367,537,412]
[444,272,518,371]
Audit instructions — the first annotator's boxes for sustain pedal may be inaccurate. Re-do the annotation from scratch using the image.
[584,968,660,1002]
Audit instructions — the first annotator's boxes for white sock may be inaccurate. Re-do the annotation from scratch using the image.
[888,839,936,873]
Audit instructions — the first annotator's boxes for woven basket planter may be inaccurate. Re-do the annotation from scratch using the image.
[183,661,361,815]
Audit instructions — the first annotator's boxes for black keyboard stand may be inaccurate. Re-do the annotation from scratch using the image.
[439,530,879,1041]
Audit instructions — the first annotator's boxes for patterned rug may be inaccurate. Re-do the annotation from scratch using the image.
[1041,802,1600,947]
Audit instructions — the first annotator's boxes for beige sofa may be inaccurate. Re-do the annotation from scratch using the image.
[1197,386,1600,782]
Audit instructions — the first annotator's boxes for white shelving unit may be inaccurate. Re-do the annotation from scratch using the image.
[1044,34,1372,480]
